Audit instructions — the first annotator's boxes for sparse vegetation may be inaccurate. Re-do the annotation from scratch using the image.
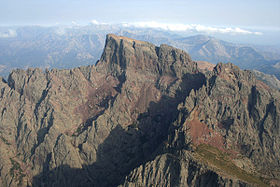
[0,136,11,145]
[194,144,269,187]
[72,125,83,137]
[9,158,26,186]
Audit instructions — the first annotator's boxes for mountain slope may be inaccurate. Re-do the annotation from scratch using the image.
[254,61,280,80]
[0,34,279,187]
[253,70,280,90]
[170,35,278,69]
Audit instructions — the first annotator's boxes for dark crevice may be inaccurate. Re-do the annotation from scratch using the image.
[7,73,16,90]
[54,134,63,147]
[114,72,126,93]
[119,39,127,70]
[157,63,162,75]
[1,77,7,84]
[195,171,219,187]
[34,80,51,121]
[187,161,199,185]
[15,113,25,143]
[132,41,136,50]
[1,107,6,117]
[258,101,276,146]
[208,75,217,95]
[221,118,234,134]
[0,87,5,98]
[248,86,260,120]
[169,154,181,187]
[31,109,54,156]
[155,46,160,60]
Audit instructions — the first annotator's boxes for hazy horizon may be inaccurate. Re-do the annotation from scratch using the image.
[1,21,280,47]
[1,0,279,45]
[1,0,279,28]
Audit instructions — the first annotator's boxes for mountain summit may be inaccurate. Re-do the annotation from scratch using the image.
[0,34,279,186]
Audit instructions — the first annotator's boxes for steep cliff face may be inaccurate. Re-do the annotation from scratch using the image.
[0,34,279,187]
[170,63,280,176]
[122,63,280,187]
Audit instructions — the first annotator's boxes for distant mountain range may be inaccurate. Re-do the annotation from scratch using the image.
[254,61,280,80]
[121,33,280,76]
[0,26,106,77]
[0,25,280,80]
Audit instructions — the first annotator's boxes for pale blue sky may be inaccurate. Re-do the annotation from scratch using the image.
[0,0,279,29]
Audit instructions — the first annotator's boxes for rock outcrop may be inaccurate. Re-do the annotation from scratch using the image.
[122,63,280,187]
[0,34,279,187]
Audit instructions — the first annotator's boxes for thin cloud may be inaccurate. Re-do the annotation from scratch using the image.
[0,65,6,73]
[91,20,99,25]
[91,20,108,25]
[71,21,80,26]
[0,29,17,38]
[122,21,263,35]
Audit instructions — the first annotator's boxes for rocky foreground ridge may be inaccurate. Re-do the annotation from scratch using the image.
[0,34,279,186]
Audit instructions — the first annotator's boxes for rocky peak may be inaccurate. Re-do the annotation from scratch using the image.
[213,62,245,77]
[97,34,196,78]
[210,62,257,89]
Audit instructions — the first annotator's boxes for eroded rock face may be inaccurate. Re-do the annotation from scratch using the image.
[121,62,280,187]
[170,63,280,176]
[0,34,279,187]
[121,151,250,187]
